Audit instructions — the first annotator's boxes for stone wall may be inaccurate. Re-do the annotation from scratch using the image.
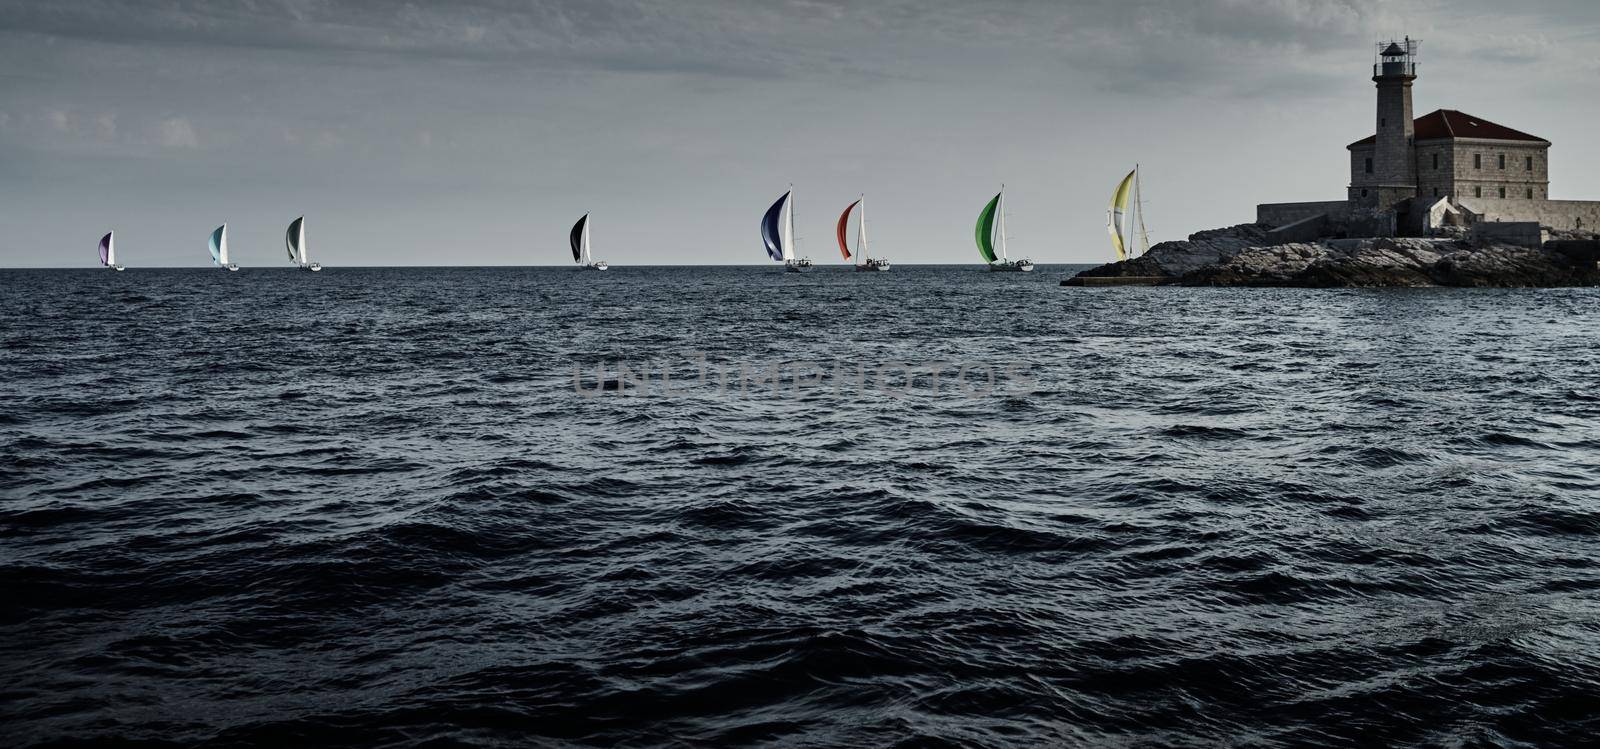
[1257,201,1351,227]
[1347,209,1397,238]
[1446,140,1549,201]
[1265,213,1328,244]
[1346,143,1417,207]
[1470,221,1545,249]
[1352,139,1550,204]
[1348,145,1375,196]
[1456,198,1600,231]
[1413,141,1453,201]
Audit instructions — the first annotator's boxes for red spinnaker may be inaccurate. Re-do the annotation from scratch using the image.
[836,200,860,261]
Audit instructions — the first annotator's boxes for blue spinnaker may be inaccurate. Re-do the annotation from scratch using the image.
[760,192,787,261]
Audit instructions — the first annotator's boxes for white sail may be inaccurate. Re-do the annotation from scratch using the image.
[783,188,796,261]
[997,187,1009,263]
[297,219,309,265]
[218,224,230,266]
[582,217,592,264]
[859,196,868,261]
[106,232,116,266]
[1133,165,1150,255]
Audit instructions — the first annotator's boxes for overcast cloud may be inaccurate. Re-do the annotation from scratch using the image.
[3,0,1598,266]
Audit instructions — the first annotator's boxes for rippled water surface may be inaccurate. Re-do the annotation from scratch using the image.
[4,266,1600,746]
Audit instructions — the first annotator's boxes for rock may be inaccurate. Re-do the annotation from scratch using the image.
[1072,223,1270,279]
[1065,223,1600,288]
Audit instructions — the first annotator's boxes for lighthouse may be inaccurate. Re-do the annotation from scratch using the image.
[1361,38,1420,210]
[1266,40,1592,237]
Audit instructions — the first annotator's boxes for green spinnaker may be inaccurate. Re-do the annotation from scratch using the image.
[975,194,1000,264]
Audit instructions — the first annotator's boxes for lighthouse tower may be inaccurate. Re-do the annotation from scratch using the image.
[1361,38,1420,210]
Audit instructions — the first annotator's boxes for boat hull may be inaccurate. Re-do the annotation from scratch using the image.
[784,260,813,273]
[581,261,609,271]
[856,260,890,272]
[988,261,1034,272]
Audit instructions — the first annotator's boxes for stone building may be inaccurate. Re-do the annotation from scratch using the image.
[1348,109,1549,205]
[1258,39,1600,238]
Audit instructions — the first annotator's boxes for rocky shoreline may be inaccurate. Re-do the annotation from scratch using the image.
[1064,224,1600,288]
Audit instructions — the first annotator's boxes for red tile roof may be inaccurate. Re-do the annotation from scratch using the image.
[1347,109,1548,148]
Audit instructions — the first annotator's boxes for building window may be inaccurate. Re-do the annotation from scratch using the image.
[1498,154,1506,169]
[1364,158,1373,174]
[1432,153,1439,170]
[1526,156,1533,171]
[1361,188,1369,198]
[1499,187,1506,198]
[1475,186,1482,197]
[1433,188,1440,197]
[1380,117,1387,127]
[1526,188,1533,199]
[1474,153,1482,169]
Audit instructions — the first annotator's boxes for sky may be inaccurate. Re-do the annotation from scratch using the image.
[3,0,1599,267]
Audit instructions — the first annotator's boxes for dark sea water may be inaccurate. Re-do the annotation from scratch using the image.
[3,265,1600,747]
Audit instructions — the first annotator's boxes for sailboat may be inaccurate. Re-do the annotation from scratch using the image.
[99,231,125,271]
[837,196,889,271]
[1107,166,1151,261]
[761,186,812,272]
[976,186,1033,272]
[570,214,608,270]
[209,224,239,271]
[286,216,322,271]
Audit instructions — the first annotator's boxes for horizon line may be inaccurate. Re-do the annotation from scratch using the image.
[1,262,1098,270]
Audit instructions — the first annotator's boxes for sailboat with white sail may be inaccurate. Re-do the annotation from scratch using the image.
[1107,166,1151,261]
[99,231,124,271]
[837,196,889,271]
[976,186,1033,272]
[570,214,608,270]
[761,186,812,272]
[209,224,239,271]
[286,216,322,271]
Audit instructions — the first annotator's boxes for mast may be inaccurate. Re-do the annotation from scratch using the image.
[1134,165,1150,255]
[858,195,868,264]
[997,185,1009,263]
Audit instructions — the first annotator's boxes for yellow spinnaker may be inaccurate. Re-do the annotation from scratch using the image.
[1107,169,1136,261]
